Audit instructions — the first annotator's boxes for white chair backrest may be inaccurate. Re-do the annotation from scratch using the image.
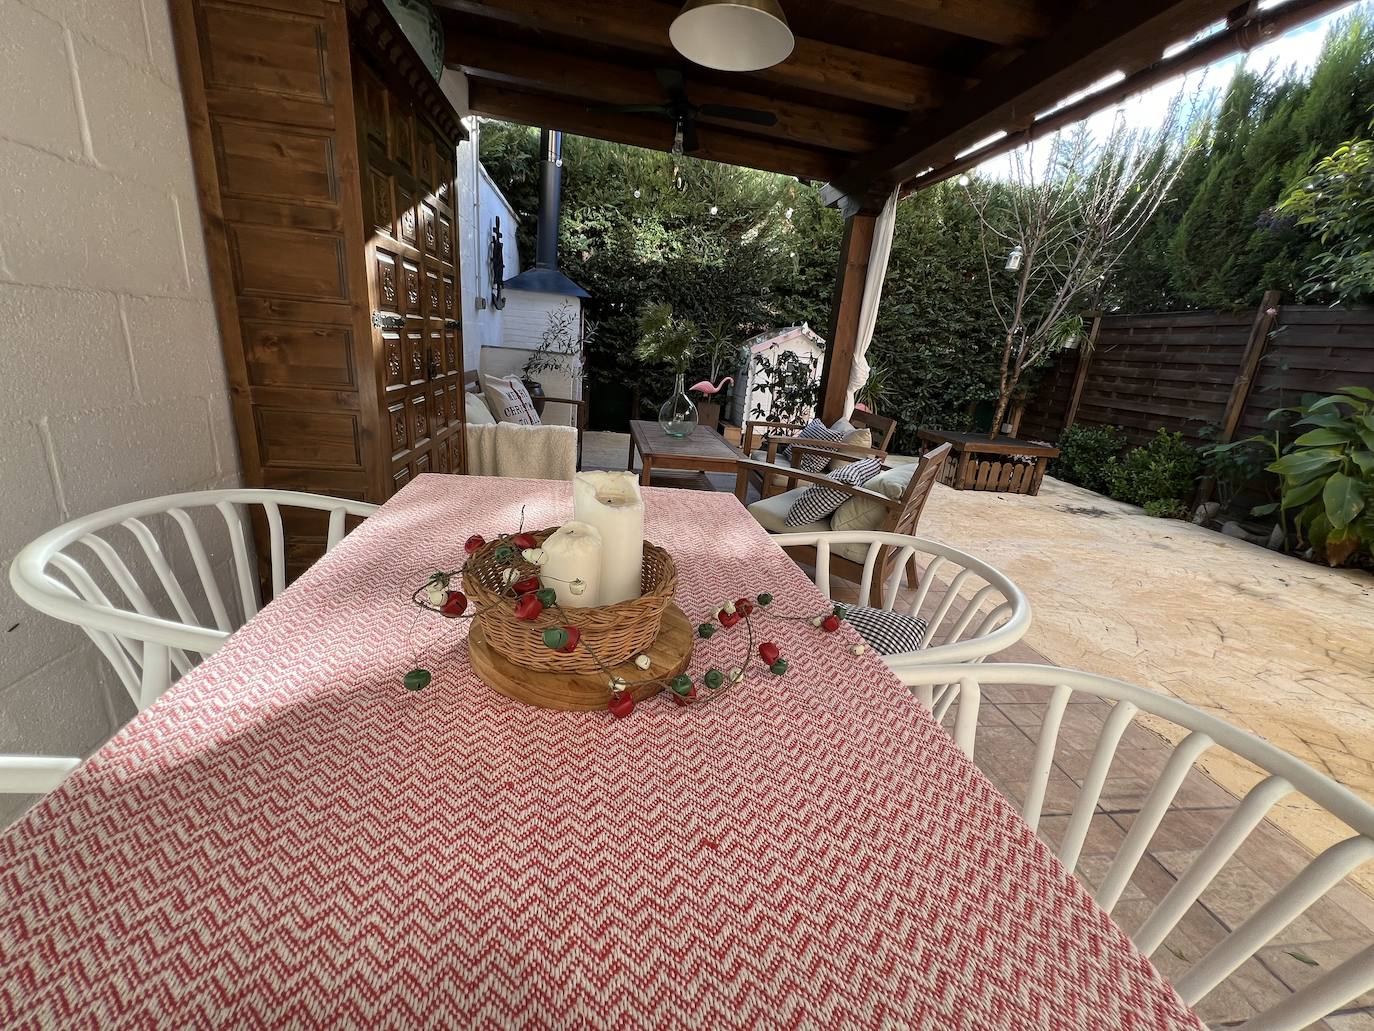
[901,663,1374,1031]
[9,489,378,711]
[0,756,80,795]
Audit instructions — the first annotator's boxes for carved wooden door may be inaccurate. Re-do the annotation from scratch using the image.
[356,63,465,496]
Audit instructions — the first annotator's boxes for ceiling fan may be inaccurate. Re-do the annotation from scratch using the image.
[594,68,778,156]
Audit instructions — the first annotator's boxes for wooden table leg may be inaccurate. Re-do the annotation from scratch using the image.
[628,436,636,474]
[640,456,652,487]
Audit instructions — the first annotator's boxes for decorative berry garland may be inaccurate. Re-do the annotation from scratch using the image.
[403,524,864,717]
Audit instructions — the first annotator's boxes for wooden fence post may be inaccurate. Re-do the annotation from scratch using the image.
[1060,312,1103,433]
[1193,288,1282,509]
[1218,289,1282,444]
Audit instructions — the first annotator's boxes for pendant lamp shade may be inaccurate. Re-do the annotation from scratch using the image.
[670,0,795,72]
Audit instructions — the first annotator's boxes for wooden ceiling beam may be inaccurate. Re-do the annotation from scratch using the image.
[895,0,1354,196]
[447,30,890,154]
[435,0,964,111]
[465,81,850,181]
[826,0,1055,46]
[822,0,1241,208]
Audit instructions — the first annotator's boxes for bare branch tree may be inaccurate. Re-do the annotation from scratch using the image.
[965,105,1193,439]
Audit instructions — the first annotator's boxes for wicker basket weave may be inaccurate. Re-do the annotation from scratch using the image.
[463,528,677,673]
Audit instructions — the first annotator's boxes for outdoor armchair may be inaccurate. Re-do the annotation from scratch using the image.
[736,442,951,604]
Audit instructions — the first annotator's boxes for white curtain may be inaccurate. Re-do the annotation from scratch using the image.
[843,187,901,419]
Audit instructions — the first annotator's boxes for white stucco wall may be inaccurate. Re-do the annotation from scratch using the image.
[456,124,520,375]
[0,0,236,820]
[482,289,582,427]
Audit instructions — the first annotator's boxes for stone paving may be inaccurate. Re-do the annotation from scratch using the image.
[585,428,1374,1026]
[913,475,1374,896]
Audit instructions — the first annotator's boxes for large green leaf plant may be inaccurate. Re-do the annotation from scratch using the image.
[1261,387,1374,566]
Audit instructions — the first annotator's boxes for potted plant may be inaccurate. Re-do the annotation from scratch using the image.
[690,320,742,433]
[634,302,700,437]
[521,300,588,416]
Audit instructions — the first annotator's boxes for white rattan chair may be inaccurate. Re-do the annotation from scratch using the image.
[900,663,1374,1031]
[0,756,80,795]
[773,530,1029,756]
[9,489,378,712]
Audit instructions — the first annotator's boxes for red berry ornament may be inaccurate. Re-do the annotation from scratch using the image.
[464,534,486,554]
[758,642,781,666]
[608,691,635,718]
[719,610,741,629]
[821,614,841,632]
[513,594,543,621]
[671,684,698,706]
[734,597,754,616]
[440,591,468,618]
[513,533,538,550]
[512,575,541,595]
[556,625,581,653]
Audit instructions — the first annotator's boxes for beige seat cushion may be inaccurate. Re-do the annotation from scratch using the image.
[465,391,497,426]
[748,486,880,566]
[830,462,916,534]
[749,448,795,488]
[747,488,830,535]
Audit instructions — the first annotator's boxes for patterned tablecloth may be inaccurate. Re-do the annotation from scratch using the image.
[0,476,1200,1028]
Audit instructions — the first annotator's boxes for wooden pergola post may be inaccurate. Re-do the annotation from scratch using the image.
[818,211,878,425]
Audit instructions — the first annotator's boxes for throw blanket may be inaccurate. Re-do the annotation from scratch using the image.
[465,422,577,480]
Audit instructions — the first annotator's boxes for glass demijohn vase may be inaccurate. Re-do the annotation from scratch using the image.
[658,372,698,437]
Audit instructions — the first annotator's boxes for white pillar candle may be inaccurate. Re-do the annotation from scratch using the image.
[539,521,602,609]
[573,471,644,605]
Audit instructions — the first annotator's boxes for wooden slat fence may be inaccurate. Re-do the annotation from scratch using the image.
[1019,300,1374,446]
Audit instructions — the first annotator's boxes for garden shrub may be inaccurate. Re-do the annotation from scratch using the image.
[1261,386,1374,566]
[1106,429,1202,516]
[1049,425,1125,494]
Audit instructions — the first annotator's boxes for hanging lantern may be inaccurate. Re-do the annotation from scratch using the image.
[670,1,795,72]
[1005,245,1024,272]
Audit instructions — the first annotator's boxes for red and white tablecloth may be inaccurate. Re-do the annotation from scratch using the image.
[0,475,1199,1028]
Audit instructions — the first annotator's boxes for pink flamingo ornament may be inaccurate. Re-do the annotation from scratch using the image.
[690,376,734,397]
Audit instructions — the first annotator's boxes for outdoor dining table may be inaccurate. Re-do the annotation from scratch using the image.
[0,475,1200,1028]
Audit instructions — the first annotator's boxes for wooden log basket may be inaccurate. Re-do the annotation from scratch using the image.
[463,528,677,673]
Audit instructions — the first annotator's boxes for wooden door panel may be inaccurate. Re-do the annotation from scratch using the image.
[243,320,356,388]
[230,224,347,299]
[215,121,338,204]
[387,402,408,456]
[198,2,330,104]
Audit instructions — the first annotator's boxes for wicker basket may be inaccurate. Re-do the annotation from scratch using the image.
[463,528,677,673]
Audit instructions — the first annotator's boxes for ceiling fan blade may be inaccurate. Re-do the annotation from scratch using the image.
[595,103,672,116]
[655,67,689,103]
[697,104,778,127]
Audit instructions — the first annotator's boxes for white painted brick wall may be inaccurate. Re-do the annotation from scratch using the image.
[0,0,236,822]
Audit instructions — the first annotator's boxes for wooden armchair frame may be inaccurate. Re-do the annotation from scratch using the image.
[742,409,897,457]
[737,442,951,604]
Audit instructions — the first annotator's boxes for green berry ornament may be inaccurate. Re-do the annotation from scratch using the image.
[670,674,693,696]
[542,627,570,650]
[832,605,847,619]
[493,545,515,563]
[697,623,716,639]
[770,659,789,676]
[403,668,432,691]
[535,587,557,607]
[757,592,773,606]
[703,668,725,690]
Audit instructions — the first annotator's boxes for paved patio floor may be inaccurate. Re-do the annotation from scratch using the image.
[914,475,1374,895]
[585,428,1374,1026]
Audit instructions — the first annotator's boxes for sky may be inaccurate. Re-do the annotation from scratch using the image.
[974,0,1364,177]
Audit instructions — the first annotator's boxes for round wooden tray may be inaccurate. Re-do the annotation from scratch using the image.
[468,602,692,711]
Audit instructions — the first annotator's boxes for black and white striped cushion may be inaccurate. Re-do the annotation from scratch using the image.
[784,418,849,472]
[844,605,929,655]
[784,457,882,526]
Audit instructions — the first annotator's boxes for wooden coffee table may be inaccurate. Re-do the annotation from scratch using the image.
[627,420,743,488]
